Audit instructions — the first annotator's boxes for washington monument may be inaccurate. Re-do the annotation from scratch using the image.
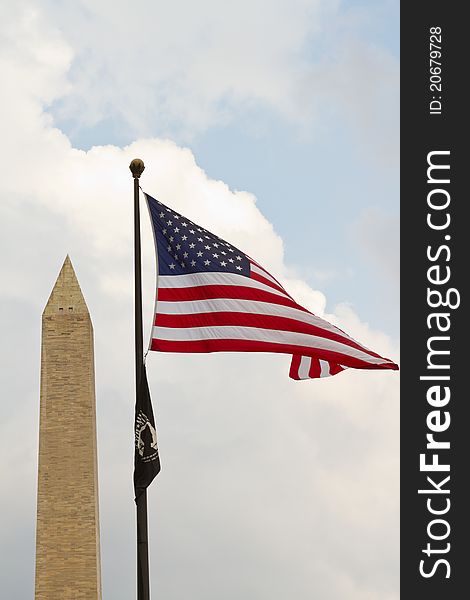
[35,256,102,599]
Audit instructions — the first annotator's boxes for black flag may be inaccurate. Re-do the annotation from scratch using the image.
[134,364,161,500]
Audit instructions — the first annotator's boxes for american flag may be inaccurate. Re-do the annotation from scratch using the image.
[145,193,398,379]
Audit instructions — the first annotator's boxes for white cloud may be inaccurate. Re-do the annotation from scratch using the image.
[37,0,323,133]
[31,0,399,161]
[0,5,398,600]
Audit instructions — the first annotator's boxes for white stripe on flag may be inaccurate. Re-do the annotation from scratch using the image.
[250,263,282,286]
[158,272,287,298]
[152,325,390,365]
[319,360,330,378]
[298,356,311,379]
[156,298,355,340]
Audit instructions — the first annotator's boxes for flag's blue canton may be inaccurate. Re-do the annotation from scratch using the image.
[147,194,250,277]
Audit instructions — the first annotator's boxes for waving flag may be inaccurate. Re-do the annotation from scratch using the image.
[145,193,398,379]
[134,364,160,500]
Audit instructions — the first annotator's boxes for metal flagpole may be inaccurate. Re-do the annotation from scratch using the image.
[130,158,150,600]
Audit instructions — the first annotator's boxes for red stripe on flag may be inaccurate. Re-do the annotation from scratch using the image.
[250,259,288,292]
[289,355,302,379]
[158,284,307,312]
[150,338,399,370]
[250,271,288,296]
[309,358,321,378]
[328,362,345,376]
[155,311,383,360]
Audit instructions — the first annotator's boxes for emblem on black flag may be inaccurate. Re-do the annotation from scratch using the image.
[134,364,161,500]
[136,411,158,460]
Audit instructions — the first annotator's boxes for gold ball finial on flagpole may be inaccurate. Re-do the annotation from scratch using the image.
[130,158,145,179]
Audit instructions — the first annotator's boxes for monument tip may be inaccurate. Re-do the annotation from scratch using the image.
[43,255,89,316]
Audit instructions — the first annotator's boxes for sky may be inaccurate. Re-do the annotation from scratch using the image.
[0,1,399,599]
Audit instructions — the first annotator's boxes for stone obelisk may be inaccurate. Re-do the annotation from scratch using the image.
[35,256,102,600]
